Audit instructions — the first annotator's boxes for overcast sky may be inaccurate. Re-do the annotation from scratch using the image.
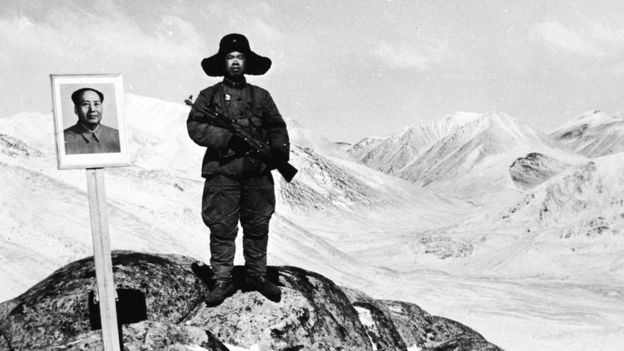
[2,0,624,142]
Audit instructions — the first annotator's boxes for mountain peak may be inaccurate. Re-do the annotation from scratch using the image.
[352,110,561,193]
[553,110,623,133]
[550,110,624,157]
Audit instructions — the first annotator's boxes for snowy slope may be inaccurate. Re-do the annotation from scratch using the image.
[374,153,624,281]
[550,110,624,157]
[348,136,384,160]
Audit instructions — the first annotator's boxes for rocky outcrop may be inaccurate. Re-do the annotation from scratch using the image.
[509,152,569,189]
[0,134,42,158]
[344,288,502,351]
[0,251,502,350]
[188,263,371,350]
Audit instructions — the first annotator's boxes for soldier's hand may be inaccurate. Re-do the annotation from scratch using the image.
[227,135,252,156]
[266,148,288,169]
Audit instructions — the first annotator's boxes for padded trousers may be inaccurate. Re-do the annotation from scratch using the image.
[201,173,275,280]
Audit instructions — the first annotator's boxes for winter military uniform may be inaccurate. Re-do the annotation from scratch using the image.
[187,34,289,305]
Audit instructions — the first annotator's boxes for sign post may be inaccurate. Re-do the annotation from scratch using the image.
[50,74,130,351]
[86,168,121,351]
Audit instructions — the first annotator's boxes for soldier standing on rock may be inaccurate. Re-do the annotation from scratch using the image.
[187,33,290,306]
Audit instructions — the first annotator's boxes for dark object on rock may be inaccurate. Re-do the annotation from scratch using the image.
[88,288,148,350]
[88,288,147,330]
[204,280,235,307]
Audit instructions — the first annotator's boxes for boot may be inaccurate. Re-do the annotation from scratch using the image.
[246,275,281,302]
[204,279,234,307]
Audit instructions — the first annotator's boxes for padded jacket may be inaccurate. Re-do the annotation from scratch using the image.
[187,79,290,178]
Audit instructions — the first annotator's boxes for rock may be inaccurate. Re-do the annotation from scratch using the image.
[123,321,227,351]
[381,301,502,351]
[509,152,569,190]
[0,251,502,351]
[417,235,473,259]
[0,134,42,158]
[343,289,503,351]
[0,251,218,350]
[47,322,227,351]
[187,264,372,350]
[343,288,408,350]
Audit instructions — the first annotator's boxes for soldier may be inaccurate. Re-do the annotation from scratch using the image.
[64,88,120,155]
[187,33,290,306]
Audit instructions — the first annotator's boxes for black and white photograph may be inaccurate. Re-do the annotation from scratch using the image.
[1,1,624,350]
[51,74,129,169]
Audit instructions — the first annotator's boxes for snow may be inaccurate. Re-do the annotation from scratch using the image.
[185,346,211,351]
[1,95,624,350]
[354,306,375,327]
[355,306,378,351]
[550,110,624,157]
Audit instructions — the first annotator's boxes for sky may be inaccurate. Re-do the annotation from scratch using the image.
[2,0,624,142]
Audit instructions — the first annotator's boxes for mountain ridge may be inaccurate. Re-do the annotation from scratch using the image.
[550,109,624,157]
[349,111,582,197]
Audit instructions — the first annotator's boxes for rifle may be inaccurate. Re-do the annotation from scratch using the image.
[185,95,298,182]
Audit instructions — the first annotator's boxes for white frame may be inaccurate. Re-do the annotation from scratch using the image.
[51,74,130,169]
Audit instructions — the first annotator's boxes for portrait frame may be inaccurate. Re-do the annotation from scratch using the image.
[51,74,130,169]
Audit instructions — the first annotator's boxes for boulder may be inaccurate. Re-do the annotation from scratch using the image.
[0,251,502,350]
[381,301,502,351]
[343,288,503,351]
[187,263,372,350]
[509,152,569,190]
[0,251,216,350]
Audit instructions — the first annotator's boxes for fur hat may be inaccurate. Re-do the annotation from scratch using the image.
[201,33,272,76]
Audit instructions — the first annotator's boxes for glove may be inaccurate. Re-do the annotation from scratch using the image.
[227,135,252,156]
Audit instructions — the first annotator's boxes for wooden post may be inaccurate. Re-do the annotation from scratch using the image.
[86,168,121,351]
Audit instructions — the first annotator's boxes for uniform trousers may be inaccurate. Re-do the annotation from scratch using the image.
[201,173,275,281]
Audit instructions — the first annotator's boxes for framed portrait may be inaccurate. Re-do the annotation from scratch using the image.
[50,74,130,169]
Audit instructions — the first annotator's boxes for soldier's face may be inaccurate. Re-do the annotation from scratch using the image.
[225,51,245,77]
[74,90,103,127]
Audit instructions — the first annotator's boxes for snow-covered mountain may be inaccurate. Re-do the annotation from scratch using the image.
[2,96,624,350]
[351,111,584,198]
[351,112,485,174]
[405,153,624,278]
[498,153,624,248]
[550,109,624,157]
